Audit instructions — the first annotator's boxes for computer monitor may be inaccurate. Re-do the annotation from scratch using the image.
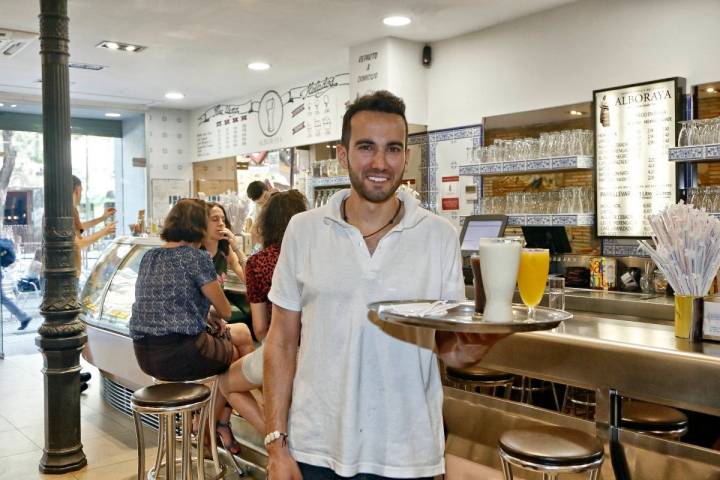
[459,215,508,256]
[521,226,572,255]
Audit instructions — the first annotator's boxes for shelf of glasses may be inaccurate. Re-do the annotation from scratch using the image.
[668,144,720,162]
[458,155,593,176]
[311,176,350,187]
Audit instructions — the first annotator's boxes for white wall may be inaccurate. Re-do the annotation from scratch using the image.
[119,115,147,233]
[145,108,192,221]
[427,0,720,130]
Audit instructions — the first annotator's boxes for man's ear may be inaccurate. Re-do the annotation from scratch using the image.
[337,144,349,169]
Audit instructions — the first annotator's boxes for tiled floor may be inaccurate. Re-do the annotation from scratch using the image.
[0,341,242,480]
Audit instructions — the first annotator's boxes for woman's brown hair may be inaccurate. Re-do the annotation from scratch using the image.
[259,190,308,248]
[160,198,208,243]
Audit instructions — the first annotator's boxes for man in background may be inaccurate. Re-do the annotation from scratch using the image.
[72,175,116,392]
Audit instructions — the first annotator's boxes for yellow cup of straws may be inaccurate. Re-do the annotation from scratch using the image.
[674,295,703,340]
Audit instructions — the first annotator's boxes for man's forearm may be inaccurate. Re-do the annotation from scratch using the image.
[263,326,299,449]
[81,216,105,230]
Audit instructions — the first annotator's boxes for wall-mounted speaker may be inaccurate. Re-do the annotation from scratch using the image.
[422,45,432,67]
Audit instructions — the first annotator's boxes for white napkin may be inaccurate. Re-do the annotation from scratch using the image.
[380,300,459,318]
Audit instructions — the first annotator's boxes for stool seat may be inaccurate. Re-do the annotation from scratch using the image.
[499,426,604,467]
[132,383,211,408]
[446,365,514,382]
[621,400,688,432]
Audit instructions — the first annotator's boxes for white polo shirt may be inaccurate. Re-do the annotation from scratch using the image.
[269,189,464,478]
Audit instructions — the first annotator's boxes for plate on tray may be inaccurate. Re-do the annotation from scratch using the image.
[368,300,570,333]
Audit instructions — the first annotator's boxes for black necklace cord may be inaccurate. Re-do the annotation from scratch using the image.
[342,198,403,239]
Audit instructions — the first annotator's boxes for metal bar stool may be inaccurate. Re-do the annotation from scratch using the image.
[562,386,596,419]
[621,400,689,440]
[152,375,226,479]
[131,382,212,480]
[445,365,515,398]
[563,389,689,440]
[513,376,561,410]
[498,425,604,479]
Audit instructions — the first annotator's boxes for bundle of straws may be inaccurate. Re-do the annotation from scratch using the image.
[638,202,720,296]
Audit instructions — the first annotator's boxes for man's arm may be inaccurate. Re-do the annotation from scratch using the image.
[263,304,302,480]
[75,222,115,249]
[435,331,508,369]
[81,207,116,230]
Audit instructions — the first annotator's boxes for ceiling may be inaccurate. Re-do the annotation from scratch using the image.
[0,0,577,118]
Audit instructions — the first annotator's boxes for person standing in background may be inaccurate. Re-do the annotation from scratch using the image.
[72,175,116,392]
[246,180,277,250]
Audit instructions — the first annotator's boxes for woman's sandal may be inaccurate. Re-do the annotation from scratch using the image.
[215,421,242,455]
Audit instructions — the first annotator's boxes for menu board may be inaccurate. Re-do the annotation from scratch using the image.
[594,78,684,237]
[193,72,349,160]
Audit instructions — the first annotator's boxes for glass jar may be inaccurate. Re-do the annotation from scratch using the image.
[653,269,668,294]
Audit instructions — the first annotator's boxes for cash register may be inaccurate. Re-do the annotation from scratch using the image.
[460,215,507,284]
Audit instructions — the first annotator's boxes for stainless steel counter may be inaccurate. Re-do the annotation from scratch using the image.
[479,314,720,417]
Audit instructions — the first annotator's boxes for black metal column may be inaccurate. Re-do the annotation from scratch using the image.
[36,0,87,473]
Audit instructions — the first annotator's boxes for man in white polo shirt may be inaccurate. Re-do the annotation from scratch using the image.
[264,90,506,480]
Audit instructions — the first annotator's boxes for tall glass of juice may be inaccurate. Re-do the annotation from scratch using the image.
[518,248,550,320]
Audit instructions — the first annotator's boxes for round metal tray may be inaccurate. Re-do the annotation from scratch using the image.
[368,300,570,333]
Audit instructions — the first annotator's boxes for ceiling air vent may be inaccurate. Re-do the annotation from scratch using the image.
[0,29,38,58]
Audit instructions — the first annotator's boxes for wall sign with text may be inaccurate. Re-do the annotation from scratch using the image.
[194,73,349,160]
[594,77,685,237]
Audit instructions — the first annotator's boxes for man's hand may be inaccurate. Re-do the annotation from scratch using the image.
[102,221,116,236]
[267,444,302,480]
[436,331,509,369]
[103,207,116,220]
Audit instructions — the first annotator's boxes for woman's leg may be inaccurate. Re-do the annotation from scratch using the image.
[219,358,265,434]
[227,323,254,359]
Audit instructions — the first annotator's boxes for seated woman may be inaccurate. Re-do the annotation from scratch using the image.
[204,202,247,284]
[202,201,253,452]
[219,190,308,433]
[129,199,254,447]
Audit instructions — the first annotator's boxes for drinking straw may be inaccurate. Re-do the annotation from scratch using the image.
[638,201,720,296]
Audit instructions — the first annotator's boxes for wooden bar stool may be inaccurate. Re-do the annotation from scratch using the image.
[445,365,515,398]
[498,426,604,479]
[131,383,212,480]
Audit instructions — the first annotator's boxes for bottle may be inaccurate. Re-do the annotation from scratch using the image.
[600,95,610,128]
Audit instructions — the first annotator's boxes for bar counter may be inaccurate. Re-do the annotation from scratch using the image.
[478,312,720,416]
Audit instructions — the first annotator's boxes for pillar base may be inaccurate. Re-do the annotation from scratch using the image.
[38,448,87,474]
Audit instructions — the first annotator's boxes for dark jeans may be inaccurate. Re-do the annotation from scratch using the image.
[298,463,433,480]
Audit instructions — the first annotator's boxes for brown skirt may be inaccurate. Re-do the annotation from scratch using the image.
[133,332,234,381]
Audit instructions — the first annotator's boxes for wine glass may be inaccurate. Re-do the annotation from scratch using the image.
[518,248,550,320]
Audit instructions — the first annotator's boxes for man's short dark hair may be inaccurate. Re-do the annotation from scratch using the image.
[72,175,82,190]
[247,181,268,201]
[341,90,408,150]
[160,198,207,243]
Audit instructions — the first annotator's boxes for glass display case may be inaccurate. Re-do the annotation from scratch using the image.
[80,237,158,336]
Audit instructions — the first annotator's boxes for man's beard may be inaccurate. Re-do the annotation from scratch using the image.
[347,165,405,203]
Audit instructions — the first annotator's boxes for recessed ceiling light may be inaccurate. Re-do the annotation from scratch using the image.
[383,16,411,27]
[569,110,584,116]
[0,103,4,107]
[164,91,185,100]
[10,104,17,108]
[706,87,717,93]
[248,62,270,71]
[96,40,146,53]
[105,112,122,118]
